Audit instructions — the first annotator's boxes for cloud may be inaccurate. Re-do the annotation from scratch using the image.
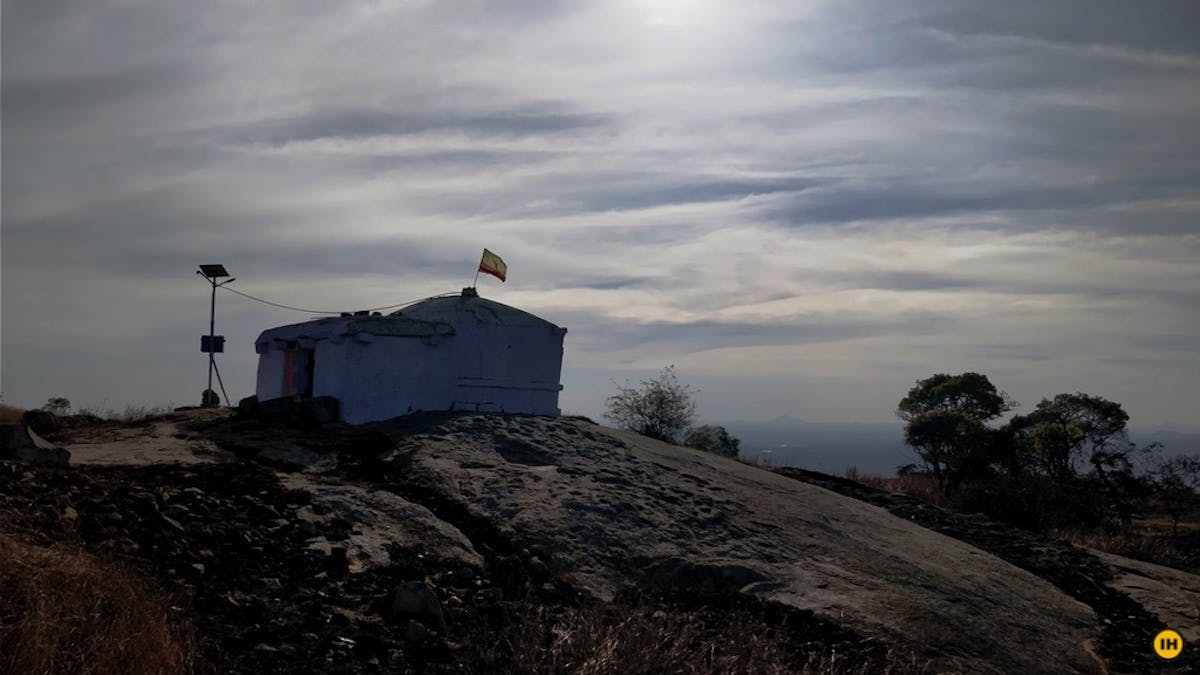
[2,0,1198,427]
[564,312,958,355]
[223,106,616,146]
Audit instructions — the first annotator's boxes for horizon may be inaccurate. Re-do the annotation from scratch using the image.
[3,1,1198,427]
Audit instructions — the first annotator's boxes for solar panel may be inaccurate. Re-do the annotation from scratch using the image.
[198,264,229,278]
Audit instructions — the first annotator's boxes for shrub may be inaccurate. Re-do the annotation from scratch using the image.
[684,425,741,458]
[603,366,697,443]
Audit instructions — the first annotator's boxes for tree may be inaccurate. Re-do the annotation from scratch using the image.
[1153,454,1200,537]
[1009,393,1129,482]
[1008,392,1141,524]
[897,372,1014,422]
[684,425,741,458]
[41,397,71,415]
[604,366,697,443]
[896,373,1014,493]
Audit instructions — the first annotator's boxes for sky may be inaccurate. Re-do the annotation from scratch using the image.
[2,0,1198,427]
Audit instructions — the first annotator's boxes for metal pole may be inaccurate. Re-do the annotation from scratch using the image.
[212,357,231,407]
[208,276,216,398]
[472,251,483,288]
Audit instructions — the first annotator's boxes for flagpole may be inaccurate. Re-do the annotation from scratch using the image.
[472,251,483,288]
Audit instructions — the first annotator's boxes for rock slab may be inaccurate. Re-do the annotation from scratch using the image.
[0,424,70,465]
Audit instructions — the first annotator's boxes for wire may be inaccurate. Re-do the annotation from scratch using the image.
[218,284,459,315]
[220,286,344,314]
[367,292,461,311]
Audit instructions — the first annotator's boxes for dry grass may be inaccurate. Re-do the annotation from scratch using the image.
[1052,527,1197,572]
[76,404,172,424]
[492,602,927,675]
[843,468,948,507]
[0,404,25,424]
[738,452,780,468]
[0,532,198,675]
[1137,515,1200,533]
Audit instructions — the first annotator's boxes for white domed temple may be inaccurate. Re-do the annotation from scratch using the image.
[253,288,567,424]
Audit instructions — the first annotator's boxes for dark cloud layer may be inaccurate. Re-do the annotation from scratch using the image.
[568,313,959,355]
[925,1,1200,54]
[226,107,615,146]
[764,178,1199,235]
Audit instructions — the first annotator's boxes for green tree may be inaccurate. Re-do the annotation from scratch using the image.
[1009,393,1130,479]
[41,397,71,415]
[1008,392,1142,524]
[683,425,741,458]
[896,373,1014,493]
[604,366,697,443]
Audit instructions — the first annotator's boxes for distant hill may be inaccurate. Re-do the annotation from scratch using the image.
[1132,429,1200,456]
[722,417,1200,476]
[721,417,910,475]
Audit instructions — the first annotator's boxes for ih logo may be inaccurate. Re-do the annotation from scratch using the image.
[1154,629,1184,660]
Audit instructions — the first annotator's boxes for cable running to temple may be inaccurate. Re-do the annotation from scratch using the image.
[219,285,439,315]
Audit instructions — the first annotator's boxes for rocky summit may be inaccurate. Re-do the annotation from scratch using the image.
[1,408,1197,674]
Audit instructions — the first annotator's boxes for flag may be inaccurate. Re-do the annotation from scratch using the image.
[478,248,507,282]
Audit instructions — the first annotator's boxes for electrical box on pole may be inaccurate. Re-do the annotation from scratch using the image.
[200,335,226,353]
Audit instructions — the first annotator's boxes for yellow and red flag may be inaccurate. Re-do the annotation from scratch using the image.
[478,248,507,282]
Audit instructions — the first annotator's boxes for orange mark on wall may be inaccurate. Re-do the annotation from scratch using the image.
[283,349,294,395]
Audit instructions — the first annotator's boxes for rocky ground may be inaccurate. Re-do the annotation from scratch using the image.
[772,468,1200,674]
[1,408,1197,673]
